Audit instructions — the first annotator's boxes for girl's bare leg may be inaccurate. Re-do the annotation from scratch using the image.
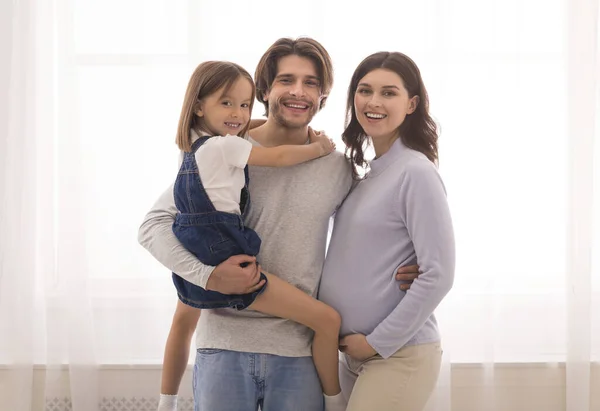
[161,300,201,394]
[250,272,342,396]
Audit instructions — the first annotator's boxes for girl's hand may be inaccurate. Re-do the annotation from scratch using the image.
[308,127,336,156]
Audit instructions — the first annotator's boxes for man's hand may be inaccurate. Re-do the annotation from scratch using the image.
[396,264,420,291]
[205,255,265,294]
[339,334,377,361]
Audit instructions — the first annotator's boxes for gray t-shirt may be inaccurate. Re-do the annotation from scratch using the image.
[138,139,352,357]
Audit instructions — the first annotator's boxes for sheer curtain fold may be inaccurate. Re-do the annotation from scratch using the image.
[1,0,599,410]
[1,0,100,409]
[1,1,38,411]
[566,0,599,410]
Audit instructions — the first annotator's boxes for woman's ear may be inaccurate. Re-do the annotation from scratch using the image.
[408,96,420,114]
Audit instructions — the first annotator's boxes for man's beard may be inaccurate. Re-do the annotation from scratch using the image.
[270,99,318,129]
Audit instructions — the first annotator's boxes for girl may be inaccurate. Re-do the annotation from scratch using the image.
[157,61,344,411]
[318,52,455,410]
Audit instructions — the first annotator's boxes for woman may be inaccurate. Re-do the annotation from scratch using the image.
[318,51,455,410]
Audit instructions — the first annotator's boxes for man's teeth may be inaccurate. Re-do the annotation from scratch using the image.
[285,103,307,109]
[366,113,386,119]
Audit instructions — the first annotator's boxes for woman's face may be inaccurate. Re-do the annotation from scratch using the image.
[353,68,418,143]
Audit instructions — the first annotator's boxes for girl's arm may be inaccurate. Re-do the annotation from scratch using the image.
[247,129,335,167]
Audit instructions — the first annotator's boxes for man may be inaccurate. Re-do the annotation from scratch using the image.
[139,37,418,411]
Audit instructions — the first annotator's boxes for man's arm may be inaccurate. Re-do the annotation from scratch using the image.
[138,184,216,288]
[138,185,264,293]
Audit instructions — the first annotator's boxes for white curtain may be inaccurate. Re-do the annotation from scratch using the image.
[1,0,598,410]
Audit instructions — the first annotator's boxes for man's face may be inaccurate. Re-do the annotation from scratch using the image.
[264,55,325,129]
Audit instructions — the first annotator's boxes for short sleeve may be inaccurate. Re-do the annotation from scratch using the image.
[215,135,253,169]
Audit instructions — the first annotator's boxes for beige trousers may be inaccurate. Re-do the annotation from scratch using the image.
[340,342,442,411]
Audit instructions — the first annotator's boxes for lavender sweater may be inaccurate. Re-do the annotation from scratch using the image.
[319,138,455,359]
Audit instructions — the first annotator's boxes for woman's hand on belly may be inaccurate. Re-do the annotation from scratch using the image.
[339,333,377,361]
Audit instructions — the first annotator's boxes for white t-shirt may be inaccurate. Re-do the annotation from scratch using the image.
[188,131,252,215]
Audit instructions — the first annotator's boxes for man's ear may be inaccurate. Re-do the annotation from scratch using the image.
[319,94,329,110]
[408,96,420,114]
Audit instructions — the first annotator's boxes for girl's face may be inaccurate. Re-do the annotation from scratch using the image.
[354,68,418,143]
[196,77,253,136]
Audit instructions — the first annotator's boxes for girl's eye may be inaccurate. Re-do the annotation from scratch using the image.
[241,103,249,108]
[222,101,232,106]
[357,88,371,95]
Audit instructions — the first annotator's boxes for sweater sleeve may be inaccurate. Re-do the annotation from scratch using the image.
[137,184,215,289]
[366,160,455,358]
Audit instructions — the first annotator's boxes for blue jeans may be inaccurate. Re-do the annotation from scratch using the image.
[193,349,324,411]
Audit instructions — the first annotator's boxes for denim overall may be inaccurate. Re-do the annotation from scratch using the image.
[172,136,267,310]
